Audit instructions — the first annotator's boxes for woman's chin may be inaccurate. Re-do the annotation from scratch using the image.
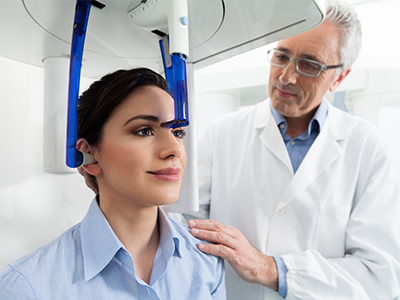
[149,190,181,207]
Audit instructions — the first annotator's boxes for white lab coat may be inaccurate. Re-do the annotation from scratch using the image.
[197,99,400,300]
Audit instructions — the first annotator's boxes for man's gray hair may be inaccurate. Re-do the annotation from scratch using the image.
[325,0,362,72]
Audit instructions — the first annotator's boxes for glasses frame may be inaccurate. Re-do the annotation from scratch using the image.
[267,49,343,77]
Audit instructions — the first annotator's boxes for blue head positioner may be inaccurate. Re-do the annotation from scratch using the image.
[159,35,189,129]
[66,0,190,168]
[66,0,92,168]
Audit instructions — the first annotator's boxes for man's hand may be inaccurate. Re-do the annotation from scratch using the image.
[188,219,279,291]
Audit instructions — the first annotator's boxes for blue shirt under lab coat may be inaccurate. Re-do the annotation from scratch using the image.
[270,99,328,298]
[0,199,226,299]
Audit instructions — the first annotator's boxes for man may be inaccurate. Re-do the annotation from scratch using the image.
[187,0,400,299]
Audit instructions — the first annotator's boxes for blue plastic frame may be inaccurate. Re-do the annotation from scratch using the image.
[159,37,190,129]
[66,0,92,168]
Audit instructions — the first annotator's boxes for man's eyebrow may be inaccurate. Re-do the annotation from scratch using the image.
[300,53,321,62]
[276,47,292,55]
[276,47,320,62]
[123,115,160,126]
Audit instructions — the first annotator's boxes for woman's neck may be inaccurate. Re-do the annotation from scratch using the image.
[98,195,160,284]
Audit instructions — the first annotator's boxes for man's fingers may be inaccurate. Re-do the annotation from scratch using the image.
[189,219,237,238]
[191,228,238,249]
[188,219,220,230]
[197,242,236,261]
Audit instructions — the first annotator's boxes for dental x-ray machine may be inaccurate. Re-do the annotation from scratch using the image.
[64,0,325,212]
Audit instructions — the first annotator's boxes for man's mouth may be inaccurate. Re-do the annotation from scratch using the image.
[276,87,296,98]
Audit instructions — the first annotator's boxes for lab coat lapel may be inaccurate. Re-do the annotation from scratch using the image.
[276,104,351,211]
[257,101,293,174]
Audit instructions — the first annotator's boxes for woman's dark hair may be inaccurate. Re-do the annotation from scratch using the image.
[77,67,168,191]
[77,67,168,145]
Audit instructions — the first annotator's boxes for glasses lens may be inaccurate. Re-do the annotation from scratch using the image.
[268,50,290,66]
[297,59,322,76]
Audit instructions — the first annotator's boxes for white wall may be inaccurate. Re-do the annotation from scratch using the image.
[0,56,95,272]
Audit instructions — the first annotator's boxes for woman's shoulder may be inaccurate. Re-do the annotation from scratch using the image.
[1,223,82,279]
[167,216,223,266]
[160,215,226,299]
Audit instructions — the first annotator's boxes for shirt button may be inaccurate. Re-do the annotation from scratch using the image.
[279,123,285,129]
[290,140,295,146]
[277,209,286,216]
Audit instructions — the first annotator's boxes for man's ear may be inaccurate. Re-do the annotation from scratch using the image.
[76,138,101,176]
[329,68,351,92]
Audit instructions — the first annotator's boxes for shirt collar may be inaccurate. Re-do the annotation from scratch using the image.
[269,98,328,137]
[80,199,124,281]
[147,208,183,285]
[80,199,181,282]
[158,207,182,260]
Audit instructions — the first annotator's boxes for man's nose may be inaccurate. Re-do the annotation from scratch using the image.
[279,60,298,85]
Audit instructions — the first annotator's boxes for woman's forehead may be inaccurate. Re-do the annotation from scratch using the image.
[112,86,175,123]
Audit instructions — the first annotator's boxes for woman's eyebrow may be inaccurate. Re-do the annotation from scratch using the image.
[123,115,160,126]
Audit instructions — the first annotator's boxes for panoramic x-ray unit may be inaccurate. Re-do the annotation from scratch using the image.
[64,0,325,212]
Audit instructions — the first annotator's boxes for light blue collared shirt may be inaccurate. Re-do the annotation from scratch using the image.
[0,199,226,299]
[270,99,328,298]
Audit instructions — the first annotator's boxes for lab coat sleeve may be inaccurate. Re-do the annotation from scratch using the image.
[282,141,400,300]
[0,266,37,300]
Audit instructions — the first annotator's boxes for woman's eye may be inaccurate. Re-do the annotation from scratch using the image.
[135,127,154,137]
[172,129,186,139]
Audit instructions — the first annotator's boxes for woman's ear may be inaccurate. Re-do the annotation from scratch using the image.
[76,138,101,176]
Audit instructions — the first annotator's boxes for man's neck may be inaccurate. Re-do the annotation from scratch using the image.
[285,109,316,138]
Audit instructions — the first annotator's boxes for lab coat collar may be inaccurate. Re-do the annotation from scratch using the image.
[255,99,293,173]
[276,102,352,210]
[254,99,272,129]
[254,98,350,140]
[325,101,352,141]
[253,98,352,210]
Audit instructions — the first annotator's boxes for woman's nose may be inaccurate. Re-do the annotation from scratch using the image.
[158,132,184,160]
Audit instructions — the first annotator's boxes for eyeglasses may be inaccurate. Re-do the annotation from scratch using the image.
[267,49,343,77]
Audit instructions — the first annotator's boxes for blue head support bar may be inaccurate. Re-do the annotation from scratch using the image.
[66,0,93,168]
[159,35,189,129]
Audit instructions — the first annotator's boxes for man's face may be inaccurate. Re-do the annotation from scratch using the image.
[268,21,346,119]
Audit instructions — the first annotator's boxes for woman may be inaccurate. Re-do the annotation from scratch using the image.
[0,68,225,299]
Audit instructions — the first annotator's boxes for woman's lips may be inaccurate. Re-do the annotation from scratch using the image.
[148,168,181,181]
[276,88,296,98]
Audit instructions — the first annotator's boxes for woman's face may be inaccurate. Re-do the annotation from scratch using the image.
[92,85,186,208]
